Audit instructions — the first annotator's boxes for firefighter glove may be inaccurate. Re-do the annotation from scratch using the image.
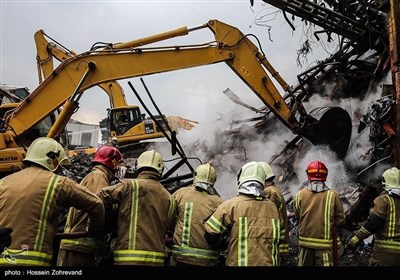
[347,234,361,248]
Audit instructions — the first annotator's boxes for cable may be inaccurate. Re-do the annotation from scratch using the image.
[42,31,74,55]
[90,42,112,51]
[225,33,267,59]
[164,156,202,165]
[0,119,27,151]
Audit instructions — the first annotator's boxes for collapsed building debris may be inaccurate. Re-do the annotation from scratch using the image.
[247,0,399,227]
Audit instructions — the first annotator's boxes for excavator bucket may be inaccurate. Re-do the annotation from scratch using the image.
[300,107,352,159]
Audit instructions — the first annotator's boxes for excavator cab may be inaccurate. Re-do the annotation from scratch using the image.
[108,106,169,145]
[108,105,173,148]
[109,106,143,136]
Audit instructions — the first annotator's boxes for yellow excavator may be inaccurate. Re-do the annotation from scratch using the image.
[34,30,197,151]
[0,19,351,176]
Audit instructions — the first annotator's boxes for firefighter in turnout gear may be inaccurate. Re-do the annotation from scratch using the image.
[57,145,123,266]
[259,162,289,258]
[98,150,177,266]
[294,160,345,266]
[347,167,400,266]
[0,137,104,266]
[171,163,223,266]
[204,161,283,266]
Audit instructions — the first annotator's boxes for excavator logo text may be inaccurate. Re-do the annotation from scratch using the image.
[0,157,18,162]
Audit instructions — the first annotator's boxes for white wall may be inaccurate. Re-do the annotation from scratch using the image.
[66,120,100,148]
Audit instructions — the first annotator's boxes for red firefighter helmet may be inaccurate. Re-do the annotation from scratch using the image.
[92,145,123,171]
[306,160,328,181]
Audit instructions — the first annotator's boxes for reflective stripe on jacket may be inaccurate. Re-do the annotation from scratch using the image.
[60,165,113,254]
[205,194,283,266]
[265,182,289,255]
[99,170,177,266]
[0,166,104,266]
[172,186,223,266]
[0,249,52,266]
[357,193,400,254]
[294,188,345,250]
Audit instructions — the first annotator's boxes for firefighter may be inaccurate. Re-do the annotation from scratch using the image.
[259,162,289,258]
[0,137,104,266]
[98,150,177,266]
[204,161,283,266]
[170,163,224,266]
[294,160,345,266]
[347,167,400,266]
[57,145,123,266]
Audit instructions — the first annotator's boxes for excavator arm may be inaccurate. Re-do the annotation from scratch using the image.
[1,19,351,174]
[35,29,128,108]
[15,20,292,132]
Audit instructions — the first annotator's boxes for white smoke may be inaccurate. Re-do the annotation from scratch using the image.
[291,145,351,194]
[147,73,392,202]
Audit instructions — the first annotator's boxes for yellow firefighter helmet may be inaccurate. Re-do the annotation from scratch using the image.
[193,163,217,186]
[135,150,164,174]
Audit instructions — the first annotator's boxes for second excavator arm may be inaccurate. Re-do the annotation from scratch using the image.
[34,29,197,145]
[34,29,128,108]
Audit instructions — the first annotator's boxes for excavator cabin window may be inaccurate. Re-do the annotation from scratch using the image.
[25,116,55,142]
[110,107,142,135]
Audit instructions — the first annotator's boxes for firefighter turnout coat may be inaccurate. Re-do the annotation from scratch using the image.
[265,181,289,255]
[205,194,283,266]
[0,166,104,266]
[354,191,400,264]
[294,187,345,250]
[58,165,115,262]
[99,170,177,266]
[172,186,223,266]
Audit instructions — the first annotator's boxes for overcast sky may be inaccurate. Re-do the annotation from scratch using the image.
[0,0,338,125]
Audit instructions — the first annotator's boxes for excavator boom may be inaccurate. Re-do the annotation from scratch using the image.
[18,21,292,133]
[0,19,352,175]
[35,29,128,108]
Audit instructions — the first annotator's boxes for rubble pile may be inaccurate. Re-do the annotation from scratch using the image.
[59,152,94,182]
[283,220,373,266]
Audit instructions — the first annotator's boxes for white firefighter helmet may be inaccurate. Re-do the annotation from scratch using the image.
[258,161,276,181]
[237,161,266,186]
[382,167,400,189]
[23,137,71,171]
